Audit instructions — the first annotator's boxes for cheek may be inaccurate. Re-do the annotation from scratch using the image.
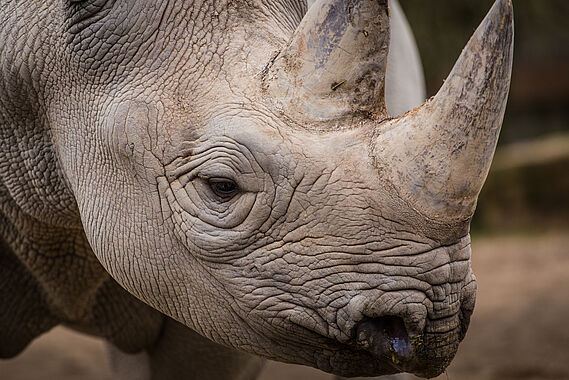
[104,97,177,172]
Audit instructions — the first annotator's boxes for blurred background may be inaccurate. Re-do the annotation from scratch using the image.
[1,1,568,379]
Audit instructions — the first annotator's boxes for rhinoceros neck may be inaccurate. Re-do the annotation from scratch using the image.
[0,180,163,357]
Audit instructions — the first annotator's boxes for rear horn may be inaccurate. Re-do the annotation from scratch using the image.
[264,0,391,122]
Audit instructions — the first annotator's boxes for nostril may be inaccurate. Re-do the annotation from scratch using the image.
[355,316,415,366]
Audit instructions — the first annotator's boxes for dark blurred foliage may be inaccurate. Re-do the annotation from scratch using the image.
[400,0,569,144]
[399,0,569,232]
[474,152,569,232]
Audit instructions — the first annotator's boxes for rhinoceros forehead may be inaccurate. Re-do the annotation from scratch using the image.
[64,1,299,97]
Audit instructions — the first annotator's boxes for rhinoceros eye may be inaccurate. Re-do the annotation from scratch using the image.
[208,178,240,200]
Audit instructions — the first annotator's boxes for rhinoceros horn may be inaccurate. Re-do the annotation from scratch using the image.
[266,0,513,223]
[373,0,514,223]
[264,0,390,122]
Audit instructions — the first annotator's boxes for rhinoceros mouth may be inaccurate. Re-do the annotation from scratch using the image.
[281,310,465,378]
[355,316,415,370]
[324,324,462,378]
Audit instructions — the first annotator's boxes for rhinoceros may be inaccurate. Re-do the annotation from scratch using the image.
[0,0,513,378]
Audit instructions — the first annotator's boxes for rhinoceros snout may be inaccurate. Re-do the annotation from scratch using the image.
[352,310,470,377]
[337,271,476,377]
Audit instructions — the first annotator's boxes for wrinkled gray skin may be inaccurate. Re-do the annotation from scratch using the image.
[0,0,513,379]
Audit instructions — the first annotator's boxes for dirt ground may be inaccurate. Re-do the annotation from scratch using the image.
[1,232,569,380]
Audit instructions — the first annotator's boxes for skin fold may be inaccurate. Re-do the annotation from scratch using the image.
[0,0,512,379]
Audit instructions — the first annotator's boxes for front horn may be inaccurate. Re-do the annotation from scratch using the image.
[263,0,390,123]
[373,0,514,223]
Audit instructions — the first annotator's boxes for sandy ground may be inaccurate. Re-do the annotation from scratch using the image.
[1,231,569,380]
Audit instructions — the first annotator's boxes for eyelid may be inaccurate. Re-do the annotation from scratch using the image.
[196,166,237,182]
[208,177,235,183]
[175,163,260,193]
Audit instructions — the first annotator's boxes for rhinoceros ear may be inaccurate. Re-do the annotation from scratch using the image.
[373,0,514,224]
[263,0,390,123]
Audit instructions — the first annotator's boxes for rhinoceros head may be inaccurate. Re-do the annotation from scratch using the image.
[60,0,513,377]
